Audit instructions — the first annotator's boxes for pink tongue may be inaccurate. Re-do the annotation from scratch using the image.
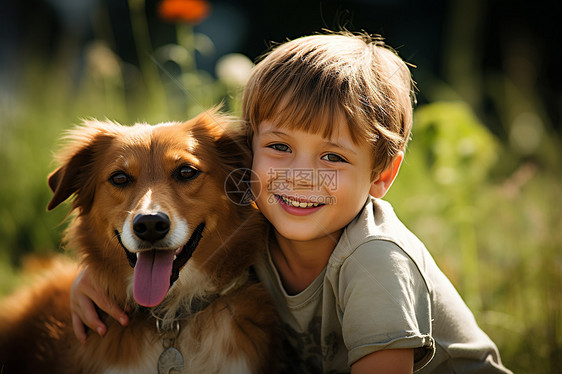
[133,250,175,307]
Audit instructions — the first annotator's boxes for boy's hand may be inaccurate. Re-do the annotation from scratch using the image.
[70,267,129,344]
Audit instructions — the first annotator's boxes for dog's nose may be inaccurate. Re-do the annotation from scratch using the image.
[133,213,170,242]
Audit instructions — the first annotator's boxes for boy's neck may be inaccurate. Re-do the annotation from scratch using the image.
[270,229,342,295]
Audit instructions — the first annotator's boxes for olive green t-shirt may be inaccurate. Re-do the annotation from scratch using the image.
[255,197,511,373]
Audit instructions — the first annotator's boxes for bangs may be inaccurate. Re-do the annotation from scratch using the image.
[264,89,362,142]
[242,32,414,175]
[246,63,370,145]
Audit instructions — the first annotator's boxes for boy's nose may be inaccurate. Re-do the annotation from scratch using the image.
[292,170,315,188]
[288,156,317,188]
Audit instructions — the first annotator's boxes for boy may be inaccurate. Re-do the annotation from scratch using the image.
[70,32,511,373]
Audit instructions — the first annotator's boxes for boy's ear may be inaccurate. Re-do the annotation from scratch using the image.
[369,151,404,198]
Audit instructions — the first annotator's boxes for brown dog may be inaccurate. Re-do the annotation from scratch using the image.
[0,110,278,373]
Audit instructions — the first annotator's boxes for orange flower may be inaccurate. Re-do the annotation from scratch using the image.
[158,0,210,24]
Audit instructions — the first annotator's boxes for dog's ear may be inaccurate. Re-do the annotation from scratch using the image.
[47,121,117,212]
[187,110,254,206]
[213,116,255,209]
[48,147,94,211]
[215,122,252,171]
[190,108,252,170]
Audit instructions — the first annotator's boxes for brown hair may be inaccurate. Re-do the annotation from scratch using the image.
[242,31,415,176]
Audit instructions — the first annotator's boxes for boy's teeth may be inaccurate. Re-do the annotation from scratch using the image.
[280,195,320,208]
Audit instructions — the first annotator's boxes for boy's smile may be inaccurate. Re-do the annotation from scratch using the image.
[275,194,324,216]
[277,195,322,208]
[251,120,376,244]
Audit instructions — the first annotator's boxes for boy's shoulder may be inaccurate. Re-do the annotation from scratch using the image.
[329,197,432,286]
[336,197,421,253]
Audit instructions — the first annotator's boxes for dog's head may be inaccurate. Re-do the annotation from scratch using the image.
[48,110,261,308]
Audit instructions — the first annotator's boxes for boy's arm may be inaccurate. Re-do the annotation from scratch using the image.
[70,266,129,343]
[351,349,413,374]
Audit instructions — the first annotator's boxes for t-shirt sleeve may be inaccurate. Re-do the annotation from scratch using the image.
[339,239,435,371]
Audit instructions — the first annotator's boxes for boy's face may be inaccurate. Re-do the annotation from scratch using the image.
[251,119,375,243]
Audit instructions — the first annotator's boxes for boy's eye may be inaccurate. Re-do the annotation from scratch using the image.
[268,143,291,152]
[321,153,346,163]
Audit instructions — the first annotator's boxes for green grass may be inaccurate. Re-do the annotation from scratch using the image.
[386,103,562,372]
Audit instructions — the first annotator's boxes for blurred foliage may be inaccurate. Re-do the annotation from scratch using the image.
[387,101,562,372]
[0,1,561,372]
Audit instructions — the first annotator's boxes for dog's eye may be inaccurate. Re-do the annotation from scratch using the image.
[109,172,132,187]
[174,165,199,182]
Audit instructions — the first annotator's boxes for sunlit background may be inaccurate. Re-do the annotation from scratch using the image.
[0,0,560,371]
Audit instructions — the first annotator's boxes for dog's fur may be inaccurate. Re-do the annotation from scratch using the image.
[0,111,279,373]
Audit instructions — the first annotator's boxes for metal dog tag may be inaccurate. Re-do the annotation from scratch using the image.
[157,347,184,374]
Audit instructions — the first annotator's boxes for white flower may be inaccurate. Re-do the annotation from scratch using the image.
[215,53,254,87]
